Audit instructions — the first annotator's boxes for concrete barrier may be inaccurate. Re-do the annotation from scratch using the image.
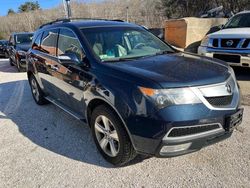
[165,17,228,52]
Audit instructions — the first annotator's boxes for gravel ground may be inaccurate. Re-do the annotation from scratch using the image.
[0,59,250,188]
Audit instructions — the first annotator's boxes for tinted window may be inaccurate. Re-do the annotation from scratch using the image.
[58,28,83,61]
[40,29,59,56]
[15,34,33,44]
[32,32,43,50]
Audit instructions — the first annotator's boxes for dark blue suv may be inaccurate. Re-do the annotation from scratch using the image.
[27,18,243,166]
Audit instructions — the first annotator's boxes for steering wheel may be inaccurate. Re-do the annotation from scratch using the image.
[134,43,146,49]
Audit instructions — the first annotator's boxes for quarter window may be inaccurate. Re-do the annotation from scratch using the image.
[58,28,83,61]
[40,29,59,56]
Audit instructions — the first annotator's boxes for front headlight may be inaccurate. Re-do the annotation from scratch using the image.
[200,36,210,47]
[17,50,26,56]
[139,87,201,109]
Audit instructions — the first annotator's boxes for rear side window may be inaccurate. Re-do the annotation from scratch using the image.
[58,28,83,61]
[40,29,59,56]
[32,32,42,50]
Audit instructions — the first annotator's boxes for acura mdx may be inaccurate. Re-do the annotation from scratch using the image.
[27,19,243,166]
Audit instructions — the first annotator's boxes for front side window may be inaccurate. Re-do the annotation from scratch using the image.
[32,32,43,50]
[81,27,174,62]
[224,13,250,29]
[40,29,59,55]
[57,28,83,62]
[15,34,33,44]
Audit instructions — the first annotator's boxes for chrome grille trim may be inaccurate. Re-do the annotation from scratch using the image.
[190,75,239,110]
[163,123,224,142]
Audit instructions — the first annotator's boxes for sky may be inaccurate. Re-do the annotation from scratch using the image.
[0,0,64,16]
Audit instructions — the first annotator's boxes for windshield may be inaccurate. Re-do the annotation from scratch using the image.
[224,13,250,29]
[81,27,174,62]
[15,34,33,44]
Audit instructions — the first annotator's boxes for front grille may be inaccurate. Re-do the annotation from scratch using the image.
[242,39,250,48]
[213,54,240,63]
[211,38,250,49]
[205,95,233,107]
[168,124,220,137]
[213,39,219,47]
[221,39,240,48]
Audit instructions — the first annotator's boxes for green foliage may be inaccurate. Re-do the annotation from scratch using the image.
[18,1,40,13]
[7,9,15,15]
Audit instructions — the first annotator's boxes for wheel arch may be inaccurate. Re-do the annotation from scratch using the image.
[86,97,136,150]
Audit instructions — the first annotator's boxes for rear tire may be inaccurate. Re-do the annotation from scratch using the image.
[91,105,137,166]
[29,75,49,105]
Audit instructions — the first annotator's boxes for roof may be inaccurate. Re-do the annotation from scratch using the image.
[12,32,34,36]
[235,10,250,15]
[39,18,139,30]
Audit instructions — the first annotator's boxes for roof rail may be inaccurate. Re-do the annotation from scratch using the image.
[39,18,70,29]
[39,18,124,29]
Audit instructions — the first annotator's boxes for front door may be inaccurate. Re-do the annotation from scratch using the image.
[49,28,90,117]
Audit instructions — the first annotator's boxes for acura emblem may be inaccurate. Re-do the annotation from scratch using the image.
[226,40,234,46]
[226,84,232,94]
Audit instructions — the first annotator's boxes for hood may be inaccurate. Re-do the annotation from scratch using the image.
[209,28,250,38]
[16,43,31,52]
[107,53,230,88]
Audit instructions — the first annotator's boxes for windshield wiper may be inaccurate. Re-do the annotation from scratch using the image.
[155,50,175,55]
[103,56,147,62]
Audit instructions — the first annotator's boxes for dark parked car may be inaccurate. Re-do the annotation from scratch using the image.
[0,40,9,58]
[8,32,33,71]
[27,19,243,166]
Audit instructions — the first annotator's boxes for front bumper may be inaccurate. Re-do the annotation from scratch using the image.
[198,46,250,67]
[129,105,242,157]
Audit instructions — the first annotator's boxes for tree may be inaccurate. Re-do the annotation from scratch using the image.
[18,1,40,13]
[160,0,250,18]
[7,9,15,15]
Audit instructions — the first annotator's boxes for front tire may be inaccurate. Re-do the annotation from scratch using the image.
[17,59,26,72]
[91,105,137,166]
[9,57,14,66]
[4,52,8,58]
[29,75,48,105]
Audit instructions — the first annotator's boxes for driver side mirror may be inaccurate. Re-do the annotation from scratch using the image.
[219,24,224,29]
[58,52,88,68]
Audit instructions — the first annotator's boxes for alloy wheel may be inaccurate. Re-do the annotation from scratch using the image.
[94,115,120,157]
[31,78,39,102]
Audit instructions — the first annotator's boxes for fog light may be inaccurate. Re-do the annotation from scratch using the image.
[160,143,192,154]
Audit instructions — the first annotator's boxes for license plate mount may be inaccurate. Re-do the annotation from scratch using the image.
[225,108,243,132]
